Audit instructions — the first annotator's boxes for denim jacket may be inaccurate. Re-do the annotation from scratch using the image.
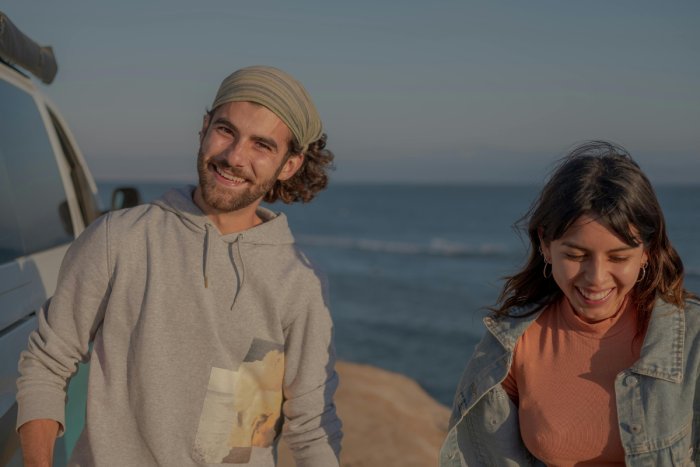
[440,298,700,466]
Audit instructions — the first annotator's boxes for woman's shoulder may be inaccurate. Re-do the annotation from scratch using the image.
[678,299,700,357]
[488,302,544,320]
[682,297,700,326]
[654,297,700,332]
[482,302,546,350]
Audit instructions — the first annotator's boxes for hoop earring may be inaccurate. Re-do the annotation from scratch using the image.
[543,261,551,279]
[636,263,647,283]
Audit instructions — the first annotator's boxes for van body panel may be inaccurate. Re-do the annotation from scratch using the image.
[1,12,103,465]
[0,316,37,417]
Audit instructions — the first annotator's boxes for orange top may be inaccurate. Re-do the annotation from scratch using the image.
[502,297,643,466]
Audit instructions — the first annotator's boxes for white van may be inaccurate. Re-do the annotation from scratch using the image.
[0,12,137,466]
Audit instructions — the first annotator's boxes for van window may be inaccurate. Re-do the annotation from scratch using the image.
[0,156,23,264]
[0,80,73,260]
[49,110,100,225]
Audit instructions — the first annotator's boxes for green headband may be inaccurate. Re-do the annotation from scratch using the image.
[211,65,323,151]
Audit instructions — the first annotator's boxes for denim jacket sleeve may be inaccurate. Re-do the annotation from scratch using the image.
[694,379,700,465]
[440,386,542,466]
[439,312,544,466]
[691,302,700,465]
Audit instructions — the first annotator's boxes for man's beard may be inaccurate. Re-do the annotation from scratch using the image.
[196,149,283,212]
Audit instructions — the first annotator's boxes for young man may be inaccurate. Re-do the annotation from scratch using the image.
[17,66,342,467]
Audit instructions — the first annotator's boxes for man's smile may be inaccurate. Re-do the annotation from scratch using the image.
[210,162,248,185]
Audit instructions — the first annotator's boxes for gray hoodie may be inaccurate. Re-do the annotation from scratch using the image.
[17,187,342,466]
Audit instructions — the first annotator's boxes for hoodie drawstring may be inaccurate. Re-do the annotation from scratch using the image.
[230,235,247,310]
[202,226,248,309]
[203,224,212,288]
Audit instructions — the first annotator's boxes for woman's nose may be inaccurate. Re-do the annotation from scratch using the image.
[582,257,607,285]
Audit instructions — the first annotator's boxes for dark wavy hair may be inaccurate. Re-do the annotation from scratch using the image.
[493,141,693,330]
[264,133,334,204]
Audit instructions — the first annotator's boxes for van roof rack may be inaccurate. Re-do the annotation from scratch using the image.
[0,11,57,84]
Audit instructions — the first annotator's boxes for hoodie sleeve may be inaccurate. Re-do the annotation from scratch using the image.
[16,213,112,434]
[281,274,342,467]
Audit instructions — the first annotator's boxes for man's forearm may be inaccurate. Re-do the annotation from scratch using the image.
[18,419,59,467]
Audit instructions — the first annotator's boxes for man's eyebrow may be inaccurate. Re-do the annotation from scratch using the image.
[212,118,280,152]
[213,117,237,132]
[561,241,639,253]
[251,135,279,152]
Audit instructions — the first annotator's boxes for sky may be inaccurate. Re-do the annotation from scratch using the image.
[4,1,700,184]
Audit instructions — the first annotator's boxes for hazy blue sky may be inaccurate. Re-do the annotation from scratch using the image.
[5,1,699,183]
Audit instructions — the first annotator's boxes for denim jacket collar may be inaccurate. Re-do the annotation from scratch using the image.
[629,299,684,383]
[483,298,685,383]
[483,303,543,352]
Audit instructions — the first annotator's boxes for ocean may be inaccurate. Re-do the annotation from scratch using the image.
[98,182,700,406]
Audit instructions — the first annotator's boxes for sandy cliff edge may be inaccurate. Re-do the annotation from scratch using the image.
[278,360,450,467]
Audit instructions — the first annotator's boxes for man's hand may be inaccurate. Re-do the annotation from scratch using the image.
[18,419,60,467]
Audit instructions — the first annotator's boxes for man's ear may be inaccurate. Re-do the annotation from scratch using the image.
[277,153,305,181]
[199,114,211,144]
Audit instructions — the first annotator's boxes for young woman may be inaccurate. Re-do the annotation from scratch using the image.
[440,141,699,466]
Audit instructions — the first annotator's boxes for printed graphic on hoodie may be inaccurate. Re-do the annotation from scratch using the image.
[193,338,285,464]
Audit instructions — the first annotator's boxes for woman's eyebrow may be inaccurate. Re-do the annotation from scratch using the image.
[561,241,638,252]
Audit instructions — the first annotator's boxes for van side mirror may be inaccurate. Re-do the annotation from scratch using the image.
[110,187,141,211]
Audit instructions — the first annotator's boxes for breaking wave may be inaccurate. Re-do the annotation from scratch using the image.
[686,268,700,278]
[296,235,511,258]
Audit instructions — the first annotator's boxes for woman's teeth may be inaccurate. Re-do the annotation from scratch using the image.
[577,288,613,301]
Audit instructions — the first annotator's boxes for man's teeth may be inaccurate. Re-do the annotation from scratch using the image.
[578,288,612,301]
[215,166,245,183]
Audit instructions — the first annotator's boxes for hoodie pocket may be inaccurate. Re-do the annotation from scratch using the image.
[192,339,284,464]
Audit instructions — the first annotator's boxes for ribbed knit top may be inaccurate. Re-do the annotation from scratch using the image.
[502,297,643,466]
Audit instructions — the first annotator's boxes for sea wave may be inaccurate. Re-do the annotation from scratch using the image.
[686,268,700,278]
[296,235,510,258]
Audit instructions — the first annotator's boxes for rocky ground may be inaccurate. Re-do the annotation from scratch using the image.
[278,361,450,467]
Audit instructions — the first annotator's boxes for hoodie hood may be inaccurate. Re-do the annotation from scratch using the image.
[151,186,295,306]
[152,186,295,245]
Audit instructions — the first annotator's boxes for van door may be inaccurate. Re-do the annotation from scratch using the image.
[0,76,80,467]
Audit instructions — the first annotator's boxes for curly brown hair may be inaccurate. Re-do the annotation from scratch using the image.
[493,141,695,333]
[264,133,335,204]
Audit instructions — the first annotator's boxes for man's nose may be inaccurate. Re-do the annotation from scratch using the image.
[223,141,246,167]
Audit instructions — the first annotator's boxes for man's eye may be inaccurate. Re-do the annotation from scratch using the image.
[255,142,272,151]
